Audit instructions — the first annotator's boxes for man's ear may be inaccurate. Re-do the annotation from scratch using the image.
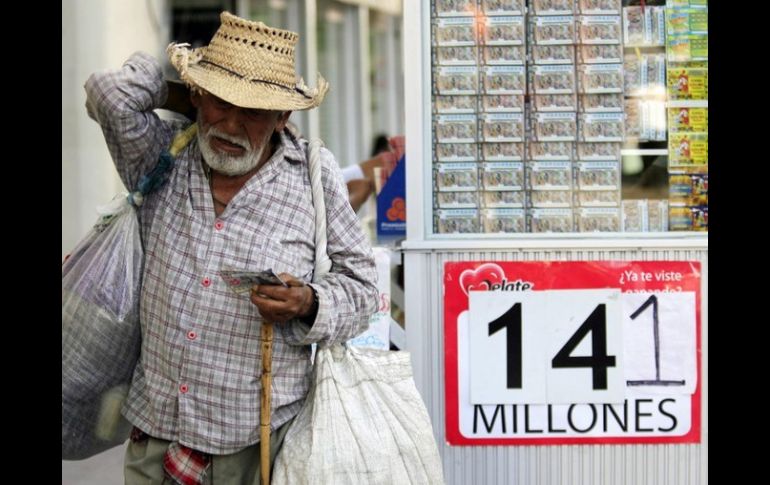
[190,90,202,109]
[275,111,292,133]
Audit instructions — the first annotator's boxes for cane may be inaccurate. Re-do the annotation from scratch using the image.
[258,139,327,483]
[260,321,274,485]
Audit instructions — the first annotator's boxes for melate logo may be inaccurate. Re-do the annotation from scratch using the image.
[459,263,533,295]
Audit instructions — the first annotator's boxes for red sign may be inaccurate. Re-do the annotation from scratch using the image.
[444,261,702,446]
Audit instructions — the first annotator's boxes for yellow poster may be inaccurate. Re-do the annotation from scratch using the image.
[669,132,708,166]
[668,108,708,133]
[667,66,707,100]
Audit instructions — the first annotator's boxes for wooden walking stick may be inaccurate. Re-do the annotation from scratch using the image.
[260,321,274,485]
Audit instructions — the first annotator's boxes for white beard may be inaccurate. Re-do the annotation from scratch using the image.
[198,125,268,177]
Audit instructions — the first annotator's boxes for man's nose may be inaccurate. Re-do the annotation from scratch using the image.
[219,107,247,135]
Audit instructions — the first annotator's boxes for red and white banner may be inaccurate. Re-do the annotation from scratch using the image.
[444,261,702,446]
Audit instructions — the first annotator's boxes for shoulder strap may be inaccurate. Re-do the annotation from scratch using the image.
[307,138,332,281]
[129,123,198,207]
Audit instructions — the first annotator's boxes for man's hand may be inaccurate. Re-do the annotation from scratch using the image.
[249,273,316,324]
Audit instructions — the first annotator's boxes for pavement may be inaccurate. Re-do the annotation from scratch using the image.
[62,445,124,485]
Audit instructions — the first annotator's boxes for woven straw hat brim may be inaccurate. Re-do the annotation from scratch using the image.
[184,62,328,111]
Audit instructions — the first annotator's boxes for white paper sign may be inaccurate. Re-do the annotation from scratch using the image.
[622,292,697,395]
[469,292,547,403]
[470,289,623,405]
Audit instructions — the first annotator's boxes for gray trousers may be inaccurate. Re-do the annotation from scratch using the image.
[124,418,294,485]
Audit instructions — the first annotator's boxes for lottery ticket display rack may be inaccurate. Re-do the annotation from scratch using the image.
[401,1,707,484]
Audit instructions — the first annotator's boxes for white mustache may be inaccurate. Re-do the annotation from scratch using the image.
[206,128,250,151]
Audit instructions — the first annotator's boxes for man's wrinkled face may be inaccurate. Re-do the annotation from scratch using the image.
[192,91,290,176]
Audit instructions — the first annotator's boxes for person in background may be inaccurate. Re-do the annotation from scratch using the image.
[371,134,390,156]
[84,11,377,484]
[343,134,403,213]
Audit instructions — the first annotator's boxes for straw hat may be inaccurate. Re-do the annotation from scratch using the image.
[167,11,328,111]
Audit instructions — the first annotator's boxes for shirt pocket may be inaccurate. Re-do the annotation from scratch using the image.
[270,235,314,281]
[241,236,311,281]
[271,209,316,282]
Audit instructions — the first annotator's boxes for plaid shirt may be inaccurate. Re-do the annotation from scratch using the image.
[85,52,378,455]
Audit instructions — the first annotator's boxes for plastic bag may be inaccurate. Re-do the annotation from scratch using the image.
[62,197,142,460]
[272,344,445,485]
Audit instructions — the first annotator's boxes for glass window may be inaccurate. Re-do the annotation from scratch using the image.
[428,0,707,235]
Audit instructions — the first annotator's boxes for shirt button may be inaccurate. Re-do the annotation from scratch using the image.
[187,331,197,341]
[214,220,224,231]
[202,277,211,287]
[179,384,189,394]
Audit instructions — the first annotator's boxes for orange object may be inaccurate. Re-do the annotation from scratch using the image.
[387,197,406,221]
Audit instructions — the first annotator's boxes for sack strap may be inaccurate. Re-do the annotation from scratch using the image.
[307,138,332,281]
[128,123,198,207]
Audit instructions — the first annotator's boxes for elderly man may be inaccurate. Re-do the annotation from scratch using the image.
[84,11,377,484]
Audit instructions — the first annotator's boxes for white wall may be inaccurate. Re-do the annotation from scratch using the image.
[62,0,170,258]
